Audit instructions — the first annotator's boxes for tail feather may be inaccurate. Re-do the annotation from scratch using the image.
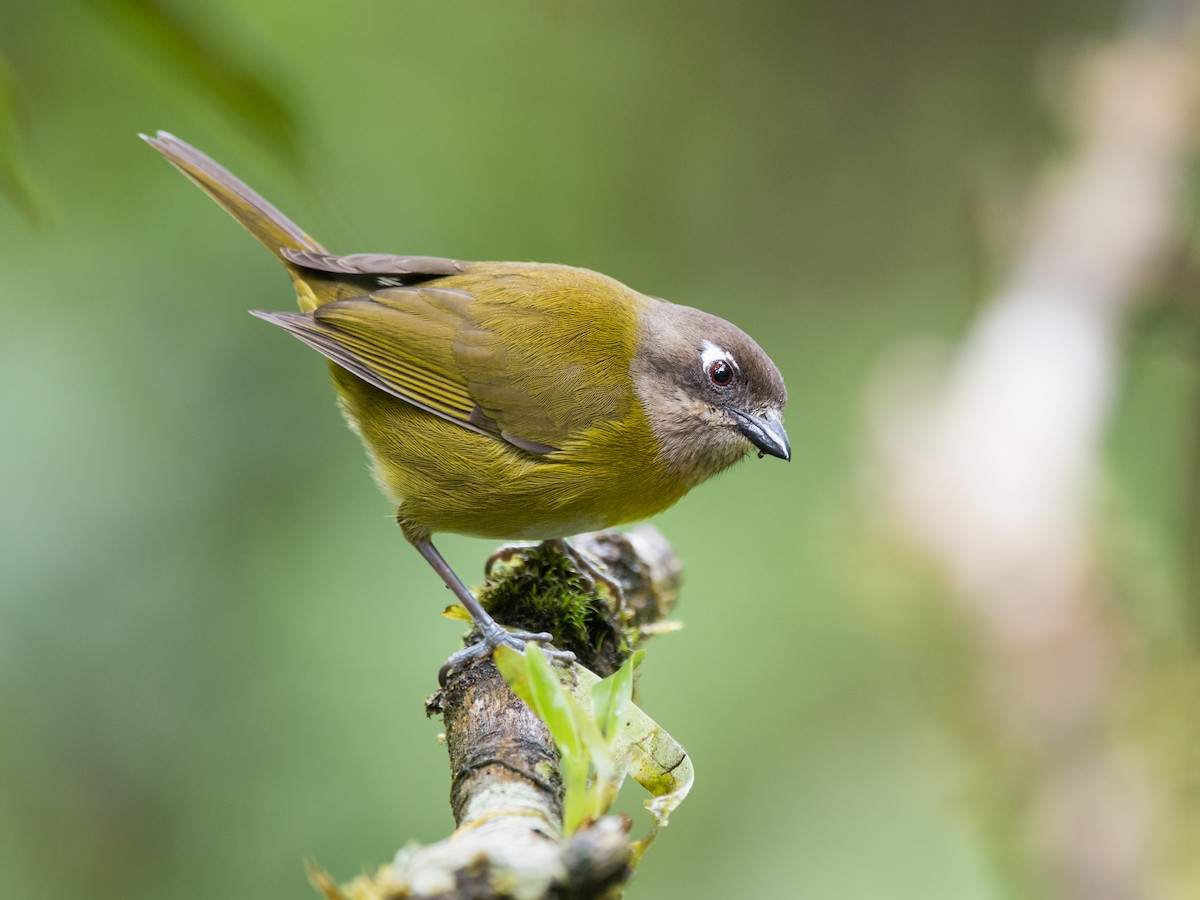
[141,131,325,258]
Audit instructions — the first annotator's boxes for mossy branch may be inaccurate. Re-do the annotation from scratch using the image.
[311,526,683,900]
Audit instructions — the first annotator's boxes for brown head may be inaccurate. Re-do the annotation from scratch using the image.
[632,299,789,487]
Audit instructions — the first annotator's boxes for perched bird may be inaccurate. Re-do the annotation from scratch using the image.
[143,131,789,675]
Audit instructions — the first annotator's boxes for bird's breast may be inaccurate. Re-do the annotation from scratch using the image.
[336,372,690,540]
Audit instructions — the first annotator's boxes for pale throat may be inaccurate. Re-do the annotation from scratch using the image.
[633,370,749,487]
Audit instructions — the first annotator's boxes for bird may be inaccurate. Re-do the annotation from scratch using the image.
[142,131,789,677]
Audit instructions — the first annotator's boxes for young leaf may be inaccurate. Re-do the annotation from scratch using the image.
[523,645,585,761]
[562,661,694,857]
[592,649,644,741]
[492,644,531,698]
[496,647,693,846]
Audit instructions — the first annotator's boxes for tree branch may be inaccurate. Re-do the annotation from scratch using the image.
[310,526,681,900]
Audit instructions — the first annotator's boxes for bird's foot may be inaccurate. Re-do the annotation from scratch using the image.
[439,621,575,686]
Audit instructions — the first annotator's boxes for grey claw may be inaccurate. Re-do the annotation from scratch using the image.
[438,641,492,685]
[439,630,576,686]
[504,629,555,643]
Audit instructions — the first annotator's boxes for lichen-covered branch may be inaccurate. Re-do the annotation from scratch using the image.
[310,526,681,900]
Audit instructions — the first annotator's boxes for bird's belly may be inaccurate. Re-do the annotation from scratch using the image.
[339,383,686,541]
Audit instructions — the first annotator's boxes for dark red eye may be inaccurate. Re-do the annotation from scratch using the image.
[707,359,735,387]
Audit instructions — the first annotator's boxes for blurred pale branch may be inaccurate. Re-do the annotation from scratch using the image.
[870,12,1200,900]
[0,52,52,228]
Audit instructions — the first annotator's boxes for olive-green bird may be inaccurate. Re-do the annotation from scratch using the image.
[143,131,789,674]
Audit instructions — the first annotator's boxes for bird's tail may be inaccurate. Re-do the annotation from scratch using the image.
[141,131,326,259]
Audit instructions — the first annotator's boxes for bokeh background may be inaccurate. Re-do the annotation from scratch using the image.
[2,1,1197,898]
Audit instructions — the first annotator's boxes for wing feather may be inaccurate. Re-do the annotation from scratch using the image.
[281,249,464,282]
[450,266,642,449]
[251,287,499,440]
[255,264,646,456]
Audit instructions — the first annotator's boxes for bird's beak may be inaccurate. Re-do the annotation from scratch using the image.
[731,409,791,461]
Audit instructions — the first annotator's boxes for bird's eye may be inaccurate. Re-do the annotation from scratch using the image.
[707,359,735,388]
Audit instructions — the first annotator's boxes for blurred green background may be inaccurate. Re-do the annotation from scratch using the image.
[5,0,1195,898]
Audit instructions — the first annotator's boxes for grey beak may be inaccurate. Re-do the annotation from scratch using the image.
[731,409,791,461]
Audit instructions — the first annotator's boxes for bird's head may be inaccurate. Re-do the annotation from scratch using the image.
[633,300,789,486]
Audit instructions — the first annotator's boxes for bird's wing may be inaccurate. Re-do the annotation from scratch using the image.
[254,286,504,442]
[256,266,640,454]
[451,266,640,452]
[281,249,466,284]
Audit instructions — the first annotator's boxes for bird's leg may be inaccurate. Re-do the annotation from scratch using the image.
[413,539,551,644]
[410,538,576,684]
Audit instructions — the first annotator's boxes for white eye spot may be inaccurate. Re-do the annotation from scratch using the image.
[700,341,737,373]
[700,340,738,388]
